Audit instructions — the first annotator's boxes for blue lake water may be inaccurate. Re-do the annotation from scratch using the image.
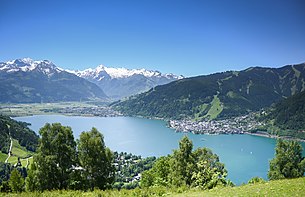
[14,115,305,185]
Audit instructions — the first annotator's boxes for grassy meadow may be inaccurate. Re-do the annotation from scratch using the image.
[2,177,305,197]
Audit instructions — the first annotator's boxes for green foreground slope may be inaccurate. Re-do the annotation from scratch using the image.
[4,177,305,197]
[174,177,305,197]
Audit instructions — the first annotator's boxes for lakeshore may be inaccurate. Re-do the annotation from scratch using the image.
[168,113,264,135]
[2,102,304,142]
[245,131,305,143]
[168,115,305,142]
[13,114,305,185]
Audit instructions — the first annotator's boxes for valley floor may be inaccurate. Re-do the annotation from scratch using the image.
[3,177,305,197]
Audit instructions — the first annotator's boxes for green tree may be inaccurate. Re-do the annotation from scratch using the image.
[27,123,77,191]
[68,169,88,190]
[141,156,171,187]
[0,181,11,192]
[191,147,228,189]
[141,136,229,189]
[141,170,154,188]
[78,127,115,190]
[248,177,266,184]
[268,139,305,180]
[25,162,38,192]
[170,135,194,186]
[9,168,24,192]
[0,162,11,184]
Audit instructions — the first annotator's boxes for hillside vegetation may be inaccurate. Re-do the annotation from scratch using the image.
[260,90,305,139]
[4,177,305,197]
[0,115,38,153]
[174,177,305,197]
[114,63,305,120]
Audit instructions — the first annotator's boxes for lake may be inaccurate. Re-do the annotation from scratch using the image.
[14,115,305,185]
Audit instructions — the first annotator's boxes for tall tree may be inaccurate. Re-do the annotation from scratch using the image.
[170,135,194,186]
[9,168,24,192]
[78,127,115,190]
[0,162,11,184]
[27,123,77,191]
[268,139,305,180]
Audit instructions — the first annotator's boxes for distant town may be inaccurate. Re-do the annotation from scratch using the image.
[169,113,264,135]
[43,106,122,117]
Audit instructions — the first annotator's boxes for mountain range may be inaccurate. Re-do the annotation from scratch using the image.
[69,65,183,100]
[0,58,107,103]
[113,63,305,120]
[0,58,181,103]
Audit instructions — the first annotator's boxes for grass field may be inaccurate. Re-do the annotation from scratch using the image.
[1,139,34,167]
[0,102,101,117]
[204,95,223,120]
[3,177,305,197]
[20,157,33,167]
[174,177,305,197]
[11,139,32,158]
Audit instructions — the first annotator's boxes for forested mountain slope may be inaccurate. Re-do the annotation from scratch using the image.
[114,63,305,119]
[258,90,305,139]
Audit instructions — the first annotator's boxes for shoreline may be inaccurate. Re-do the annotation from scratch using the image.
[244,131,305,143]
[7,110,305,142]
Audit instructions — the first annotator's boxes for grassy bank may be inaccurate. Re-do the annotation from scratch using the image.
[174,177,305,197]
[3,177,305,197]
[0,139,34,167]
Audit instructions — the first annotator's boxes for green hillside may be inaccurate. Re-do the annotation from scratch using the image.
[174,177,305,197]
[4,177,305,196]
[0,115,39,153]
[6,139,34,164]
[113,63,305,120]
[261,90,305,139]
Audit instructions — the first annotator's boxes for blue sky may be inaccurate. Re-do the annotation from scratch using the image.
[1,0,305,76]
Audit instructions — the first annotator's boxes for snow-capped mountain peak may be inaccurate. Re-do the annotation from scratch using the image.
[70,64,184,99]
[1,58,183,100]
[0,58,63,77]
[72,64,183,80]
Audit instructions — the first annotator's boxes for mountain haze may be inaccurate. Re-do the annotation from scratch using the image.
[0,58,107,103]
[71,65,183,100]
[114,63,305,119]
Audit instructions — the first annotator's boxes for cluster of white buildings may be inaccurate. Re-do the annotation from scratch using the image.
[169,114,264,134]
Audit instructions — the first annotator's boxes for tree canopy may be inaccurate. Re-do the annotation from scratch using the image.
[25,124,115,192]
[26,123,77,191]
[268,139,305,180]
[9,168,24,193]
[78,127,115,190]
[141,136,229,189]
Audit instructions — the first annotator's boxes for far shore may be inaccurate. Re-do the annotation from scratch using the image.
[245,131,305,143]
[4,105,305,143]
